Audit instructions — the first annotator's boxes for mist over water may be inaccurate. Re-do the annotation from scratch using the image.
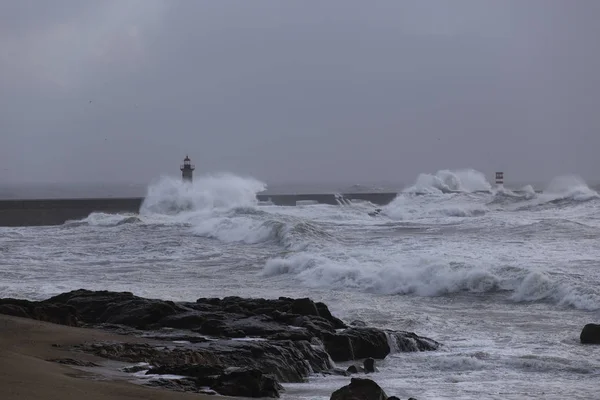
[2,168,600,399]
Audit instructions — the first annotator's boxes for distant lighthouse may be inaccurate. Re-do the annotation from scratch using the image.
[180,155,195,182]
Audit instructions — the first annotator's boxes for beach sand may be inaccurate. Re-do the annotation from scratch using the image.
[0,314,226,400]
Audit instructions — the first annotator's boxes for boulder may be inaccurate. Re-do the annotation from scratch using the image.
[363,357,376,373]
[580,323,600,344]
[212,368,283,398]
[330,378,388,400]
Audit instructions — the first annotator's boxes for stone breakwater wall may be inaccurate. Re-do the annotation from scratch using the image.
[0,193,399,227]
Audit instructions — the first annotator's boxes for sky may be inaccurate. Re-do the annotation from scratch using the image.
[1,0,599,187]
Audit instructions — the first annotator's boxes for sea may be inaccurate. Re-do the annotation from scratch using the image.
[1,169,599,400]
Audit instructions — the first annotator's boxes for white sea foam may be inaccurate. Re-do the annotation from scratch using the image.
[403,169,492,194]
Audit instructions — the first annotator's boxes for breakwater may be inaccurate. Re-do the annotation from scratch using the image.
[0,192,398,227]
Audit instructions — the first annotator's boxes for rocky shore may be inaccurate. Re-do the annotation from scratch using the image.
[0,289,440,398]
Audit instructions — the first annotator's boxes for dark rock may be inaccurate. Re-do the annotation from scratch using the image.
[388,397,401,400]
[121,364,150,373]
[147,364,224,386]
[389,330,440,352]
[267,329,312,341]
[349,320,367,327]
[323,328,390,362]
[212,368,283,398]
[0,289,442,398]
[323,333,354,361]
[47,358,99,367]
[346,365,359,374]
[291,298,320,317]
[330,378,388,400]
[316,302,346,329]
[363,357,376,373]
[145,378,200,393]
[323,368,351,377]
[76,338,332,384]
[0,303,30,318]
[580,323,600,344]
[141,334,209,344]
[0,299,79,326]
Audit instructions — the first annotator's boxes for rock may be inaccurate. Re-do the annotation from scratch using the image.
[0,299,79,326]
[323,328,390,362]
[76,338,332,384]
[389,330,440,352]
[212,368,283,398]
[0,289,442,398]
[388,397,401,400]
[147,364,224,386]
[121,364,150,373]
[363,357,376,373]
[145,378,200,393]
[323,368,351,377]
[291,298,320,316]
[346,365,359,374]
[323,333,354,361]
[330,378,388,400]
[350,320,367,327]
[580,323,600,344]
[47,358,99,367]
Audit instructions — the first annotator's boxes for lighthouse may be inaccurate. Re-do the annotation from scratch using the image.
[180,155,195,182]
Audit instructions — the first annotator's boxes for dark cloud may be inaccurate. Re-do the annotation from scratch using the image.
[1,0,599,186]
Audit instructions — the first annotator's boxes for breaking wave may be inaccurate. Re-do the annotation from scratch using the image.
[64,213,141,227]
[140,174,266,216]
[261,254,600,311]
[403,169,492,195]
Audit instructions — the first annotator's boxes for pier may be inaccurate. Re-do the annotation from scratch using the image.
[0,192,398,227]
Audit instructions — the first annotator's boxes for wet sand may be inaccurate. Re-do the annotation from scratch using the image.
[0,315,225,400]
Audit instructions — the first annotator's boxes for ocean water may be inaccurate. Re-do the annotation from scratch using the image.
[1,169,600,399]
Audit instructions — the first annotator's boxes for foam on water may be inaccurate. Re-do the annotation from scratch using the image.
[403,169,492,194]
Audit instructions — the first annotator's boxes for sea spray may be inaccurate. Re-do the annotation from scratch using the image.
[140,173,266,216]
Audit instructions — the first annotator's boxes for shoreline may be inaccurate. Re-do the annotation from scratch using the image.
[0,289,440,399]
[0,314,224,400]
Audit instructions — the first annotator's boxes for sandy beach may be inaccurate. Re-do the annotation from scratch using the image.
[0,314,224,400]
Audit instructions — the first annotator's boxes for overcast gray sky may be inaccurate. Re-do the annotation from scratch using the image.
[1,0,599,186]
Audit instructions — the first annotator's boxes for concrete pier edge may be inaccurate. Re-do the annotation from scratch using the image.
[0,192,397,227]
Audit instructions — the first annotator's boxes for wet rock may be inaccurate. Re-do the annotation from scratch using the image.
[43,289,185,329]
[349,320,367,327]
[323,328,390,362]
[146,364,224,381]
[346,365,359,374]
[141,334,209,344]
[0,289,442,398]
[387,397,401,400]
[121,363,150,373]
[322,368,351,377]
[389,330,441,352]
[291,298,320,316]
[330,378,388,400]
[145,378,200,393]
[580,323,600,344]
[0,299,79,326]
[212,368,283,398]
[76,338,332,384]
[363,357,376,373]
[47,358,99,367]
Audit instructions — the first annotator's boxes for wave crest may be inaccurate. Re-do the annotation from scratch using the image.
[140,174,266,216]
[403,169,492,195]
